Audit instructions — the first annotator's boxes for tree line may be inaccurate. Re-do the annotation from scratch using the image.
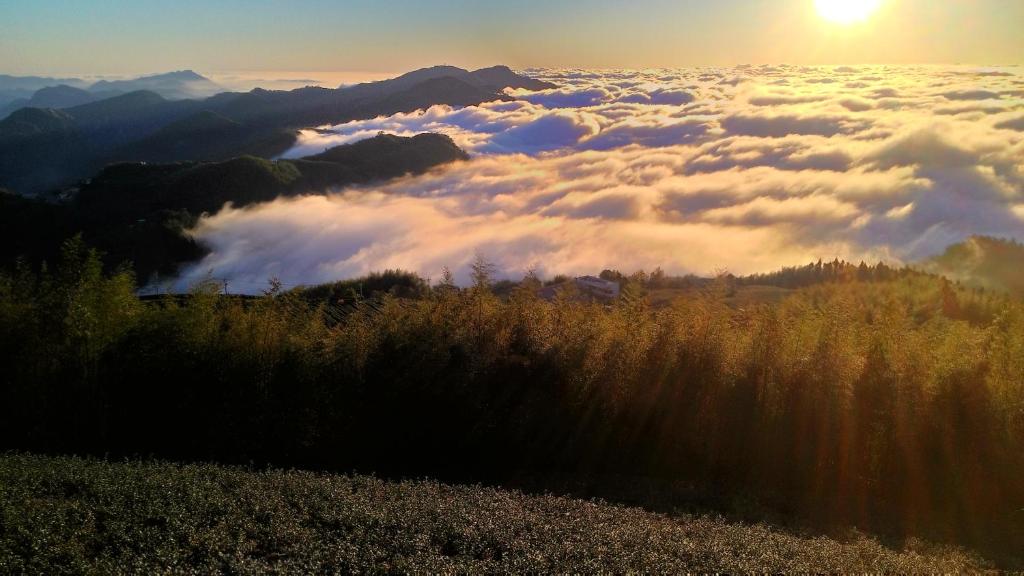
[1,239,1022,562]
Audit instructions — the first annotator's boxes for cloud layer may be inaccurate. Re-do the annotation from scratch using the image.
[172,65,1024,290]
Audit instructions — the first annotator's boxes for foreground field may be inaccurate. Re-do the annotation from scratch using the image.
[0,455,983,574]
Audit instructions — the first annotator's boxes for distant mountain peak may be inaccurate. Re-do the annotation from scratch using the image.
[166,69,204,79]
[353,64,555,95]
[465,65,557,91]
[96,69,209,83]
[0,84,101,120]
[88,70,221,100]
[135,69,208,82]
[35,84,90,95]
[473,65,513,73]
[419,65,469,74]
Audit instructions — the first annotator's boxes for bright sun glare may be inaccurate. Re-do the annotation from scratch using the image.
[815,0,882,24]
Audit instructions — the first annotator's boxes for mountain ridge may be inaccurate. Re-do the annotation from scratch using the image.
[0,85,105,119]
[367,64,556,95]
[88,69,223,100]
[0,70,223,118]
[0,65,553,194]
[0,132,470,281]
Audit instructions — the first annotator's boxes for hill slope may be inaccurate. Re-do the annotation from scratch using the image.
[77,133,467,218]
[0,108,92,192]
[0,74,90,109]
[0,133,467,280]
[925,235,1024,294]
[0,85,103,119]
[0,454,981,574]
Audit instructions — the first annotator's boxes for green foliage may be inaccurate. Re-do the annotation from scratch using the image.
[1,259,1023,565]
[0,238,140,448]
[0,454,982,573]
[741,258,903,288]
[292,269,429,303]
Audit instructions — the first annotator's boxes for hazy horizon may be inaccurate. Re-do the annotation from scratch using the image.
[7,63,1024,94]
[2,0,1022,77]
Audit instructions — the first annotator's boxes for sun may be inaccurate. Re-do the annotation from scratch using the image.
[815,0,882,24]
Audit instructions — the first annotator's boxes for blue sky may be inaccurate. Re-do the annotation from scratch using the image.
[1,0,1021,75]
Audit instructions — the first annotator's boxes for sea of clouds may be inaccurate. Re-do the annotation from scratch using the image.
[171,65,1024,290]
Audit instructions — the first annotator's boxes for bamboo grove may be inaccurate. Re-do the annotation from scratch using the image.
[1,238,1021,560]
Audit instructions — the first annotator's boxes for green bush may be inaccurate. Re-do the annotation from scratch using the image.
[0,454,984,573]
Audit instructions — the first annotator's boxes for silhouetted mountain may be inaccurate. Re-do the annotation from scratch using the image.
[80,133,466,217]
[69,90,169,124]
[121,110,293,163]
[200,74,510,128]
[925,235,1024,294]
[367,76,512,115]
[372,66,472,94]
[66,91,202,150]
[0,85,104,120]
[150,109,242,136]
[32,85,98,107]
[0,65,550,194]
[354,65,557,95]
[0,74,89,108]
[0,133,468,280]
[295,133,469,188]
[0,70,220,111]
[0,107,76,136]
[0,108,92,192]
[88,70,223,100]
[465,65,557,91]
[0,98,29,116]
[0,74,89,92]
[34,85,112,108]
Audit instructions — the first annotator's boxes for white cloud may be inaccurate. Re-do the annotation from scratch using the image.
[168,65,1024,291]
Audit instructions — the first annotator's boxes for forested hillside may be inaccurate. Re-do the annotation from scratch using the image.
[1,241,1021,565]
[0,133,467,281]
[926,236,1024,294]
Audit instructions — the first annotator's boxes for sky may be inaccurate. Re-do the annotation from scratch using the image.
[1,0,1022,76]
